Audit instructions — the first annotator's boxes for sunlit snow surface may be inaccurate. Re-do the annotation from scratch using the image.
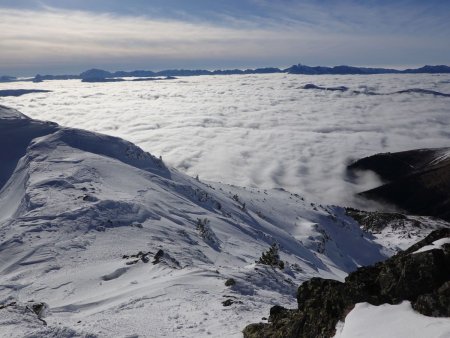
[0,106,392,337]
[334,301,450,338]
[0,102,449,337]
[1,73,450,205]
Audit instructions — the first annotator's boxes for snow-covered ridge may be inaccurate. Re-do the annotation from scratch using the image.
[0,106,443,337]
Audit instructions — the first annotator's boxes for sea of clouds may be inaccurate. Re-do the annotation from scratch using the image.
[1,73,449,206]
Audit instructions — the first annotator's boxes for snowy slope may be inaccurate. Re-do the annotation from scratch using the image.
[0,105,445,337]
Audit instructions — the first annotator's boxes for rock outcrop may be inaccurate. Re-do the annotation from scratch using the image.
[345,208,420,233]
[243,228,450,338]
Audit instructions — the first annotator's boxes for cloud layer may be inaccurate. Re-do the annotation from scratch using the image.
[1,73,449,207]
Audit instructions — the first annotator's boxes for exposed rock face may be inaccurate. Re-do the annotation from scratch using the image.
[243,228,450,338]
[348,148,450,221]
[345,208,419,233]
[413,281,450,317]
[344,207,449,253]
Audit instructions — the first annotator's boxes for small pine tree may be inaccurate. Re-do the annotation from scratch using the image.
[196,218,210,236]
[257,243,284,269]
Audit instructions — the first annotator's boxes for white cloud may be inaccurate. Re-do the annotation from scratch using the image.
[1,73,449,207]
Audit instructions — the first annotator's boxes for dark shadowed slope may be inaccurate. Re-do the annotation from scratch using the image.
[348,148,450,221]
[0,105,58,190]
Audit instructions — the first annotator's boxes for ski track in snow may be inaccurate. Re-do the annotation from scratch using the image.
[1,73,449,207]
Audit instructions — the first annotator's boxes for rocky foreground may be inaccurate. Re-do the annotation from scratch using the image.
[243,228,450,338]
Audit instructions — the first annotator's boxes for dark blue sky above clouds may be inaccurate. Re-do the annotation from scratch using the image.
[1,0,449,75]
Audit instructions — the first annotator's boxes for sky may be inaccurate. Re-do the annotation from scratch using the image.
[0,0,449,76]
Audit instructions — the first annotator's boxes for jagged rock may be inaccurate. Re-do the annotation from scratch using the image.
[345,208,418,233]
[222,298,242,307]
[1,301,49,327]
[243,229,450,338]
[153,249,164,264]
[81,194,98,202]
[125,260,139,265]
[222,299,234,307]
[29,302,49,318]
[122,251,153,265]
[413,281,450,316]
[225,278,236,287]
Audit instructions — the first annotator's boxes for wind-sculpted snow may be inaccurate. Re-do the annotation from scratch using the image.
[0,74,449,208]
[2,107,440,337]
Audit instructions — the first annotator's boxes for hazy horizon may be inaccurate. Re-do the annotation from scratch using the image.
[1,0,449,76]
[4,62,449,78]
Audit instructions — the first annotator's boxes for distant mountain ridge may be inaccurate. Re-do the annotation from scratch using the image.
[285,64,450,75]
[77,67,283,80]
[1,64,450,82]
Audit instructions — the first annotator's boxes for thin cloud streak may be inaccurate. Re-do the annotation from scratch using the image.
[251,0,450,36]
[0,6,449,75]
[0,8,312,69]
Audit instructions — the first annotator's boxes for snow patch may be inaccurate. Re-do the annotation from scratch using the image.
[334,301,450,338]
[413,238,450,254]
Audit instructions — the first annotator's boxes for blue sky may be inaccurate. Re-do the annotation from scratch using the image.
[0,0,449,75]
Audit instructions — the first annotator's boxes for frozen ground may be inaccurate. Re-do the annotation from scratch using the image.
[2,106,447,337]
[1,73,449,206]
